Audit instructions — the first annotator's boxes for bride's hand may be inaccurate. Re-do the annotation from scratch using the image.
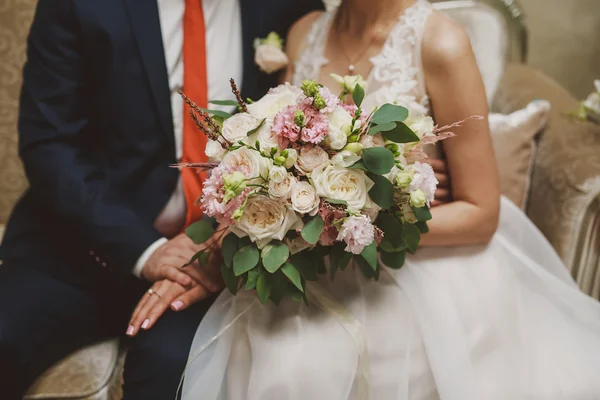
[426,159,452,207]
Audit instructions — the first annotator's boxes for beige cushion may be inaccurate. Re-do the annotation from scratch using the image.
[490,100,551,209]
[25,340,120,400]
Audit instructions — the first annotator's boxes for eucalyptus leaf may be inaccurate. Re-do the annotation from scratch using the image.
[360,242,378,271]
[376,213,404,247]
[368,122,396,135]
[402,223,421,254]
[382,122,420,143]
[282,263,304,292]
[352,84,365,107]
[256,273,272,304]
[301,215,325,245]
[415,221,429,233]
[209,99,239,106]
[348,160,369,171]
[261,241,290,273]
[290,253,318,281]
[183,249,207,268]
[247,118,266,136]
[233,245,260,276]
[371,104,409,125]
[222,233,239,268]
[355,256,380,280]
[412,206,432,222]
[269,272,288,305]
[185,219,215,244]
[245,265,263,290]
[362,147,395,175]
[367,173,394,209]
[381,250,406,269]
[221,263,239,295]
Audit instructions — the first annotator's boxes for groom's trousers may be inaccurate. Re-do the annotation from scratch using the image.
[0,262,211,400]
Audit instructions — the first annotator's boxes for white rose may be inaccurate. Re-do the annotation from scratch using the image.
[311,163,375,211]
[406,115,435,139]
[330,74,367,93]
[247,84,301,119]
[327,127,348,150]
[290,181,320,216]
[221,113,260,144]
[331,150,361,167]
[205,140,226,161]
[328,107,353,136]
[221,147,271,181]
[359,133,385,149]
[295,145,330,175]
[268,170,296,199]
[255,44,289,74]
[284,236,313,255]
[256,120,280,150]
[230,195,303,248]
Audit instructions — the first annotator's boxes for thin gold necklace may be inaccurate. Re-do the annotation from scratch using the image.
[335,26,378,76]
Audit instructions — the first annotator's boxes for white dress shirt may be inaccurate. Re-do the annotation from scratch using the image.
[133,0,243,277]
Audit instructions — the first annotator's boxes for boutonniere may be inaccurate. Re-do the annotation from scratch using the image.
[566,80,600,123]
[254,32,289,74]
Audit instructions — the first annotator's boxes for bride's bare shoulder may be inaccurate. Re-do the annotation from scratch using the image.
[286,11,325,62]
[421,10,474,71]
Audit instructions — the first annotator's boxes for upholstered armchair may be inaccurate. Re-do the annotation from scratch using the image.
[0,0,598,398]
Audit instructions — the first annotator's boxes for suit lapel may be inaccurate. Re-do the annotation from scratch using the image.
[240,0,263,100]
[123,0,175,152]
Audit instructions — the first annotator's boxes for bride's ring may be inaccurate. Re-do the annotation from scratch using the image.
[147,288,162,299]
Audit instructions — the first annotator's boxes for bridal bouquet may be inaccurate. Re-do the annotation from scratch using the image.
[180,78,459,304]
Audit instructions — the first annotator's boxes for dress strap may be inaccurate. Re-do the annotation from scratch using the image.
[292,12,334,85]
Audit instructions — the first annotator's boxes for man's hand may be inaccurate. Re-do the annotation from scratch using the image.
[141,233,223,292]
[126,278,213,337]
[426,158,452,207]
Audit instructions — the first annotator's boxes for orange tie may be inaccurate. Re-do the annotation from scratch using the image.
[182,0,208,228]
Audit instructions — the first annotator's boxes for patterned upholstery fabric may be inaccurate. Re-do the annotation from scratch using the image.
[0,0,598,398]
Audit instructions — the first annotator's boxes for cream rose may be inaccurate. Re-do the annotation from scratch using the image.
[230,195,303,248]
[205,140,226,161]
[290,181,320,215]
[221,147,271,181]
[295,145,330,175]
[328,107,353,135]
[247,84,301,120]
[359,133,385,149]
[326,127,348,150]
[255,44,289,74]
[268,168,296,199]
[221,113,260,144]
[311,163,375,211]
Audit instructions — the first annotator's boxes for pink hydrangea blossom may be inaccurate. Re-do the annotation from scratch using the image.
[408,162,438,206]
[272,100,329,147]
[201,165,252,224]
[336,215,375,255]
[299,105,329,144]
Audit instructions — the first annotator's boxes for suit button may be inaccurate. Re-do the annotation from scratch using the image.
[101,262,107,267]
[95,257,100,262]
[89,250,95,256]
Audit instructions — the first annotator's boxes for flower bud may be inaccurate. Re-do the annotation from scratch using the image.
[395,170,414,189]
[274,155,287,166]
[347,134,360,143]
[294,110,306,127]
[232,207,244,221]
[283,148,297,169]
[409,189,427,208]
[385,143,399,153]
[343,142,364,154]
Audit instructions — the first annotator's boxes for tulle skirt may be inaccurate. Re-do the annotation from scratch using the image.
[181,197,600,400]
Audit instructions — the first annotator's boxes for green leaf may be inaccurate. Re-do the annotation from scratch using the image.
[301,215,325,245]
[352,84,365,107]
[256,273,273,304]
[367,173,394,209]
[360,242,378,271]
[209,99,239,106]
[221,263,239,295]
[290,252,318,281]
[183,249,207,268]
[185,219,215,244]
[379,237,406,253]
[199,108,233,119]
[402,223,421,254]
[368,122,396,135]
[382,122,420,143]
[381,250,406,269]
[330,242,352,280]
[355,256,380,280]
[222,233,239,268]
[247,118,266,136]
[281,263,304,292]
[233,245,260,276]
[412,206,432,222]
[245,265,263,290]
[348,160,369,171]
[376,213,404,247]
[371,104,409,125]
[362,147,395,175]
[415,221,429,233]
[261,241,290,273]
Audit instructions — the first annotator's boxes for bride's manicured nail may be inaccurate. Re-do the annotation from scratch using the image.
[172,300,184,311]
[126,325,134,336]
[141,319,150,329]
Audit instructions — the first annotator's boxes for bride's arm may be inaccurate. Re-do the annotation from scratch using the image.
[420,13,500,246]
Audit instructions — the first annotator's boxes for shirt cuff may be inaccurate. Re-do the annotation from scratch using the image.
[132,237,168,279]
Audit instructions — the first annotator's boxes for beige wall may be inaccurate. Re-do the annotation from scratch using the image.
[518,0,600,98]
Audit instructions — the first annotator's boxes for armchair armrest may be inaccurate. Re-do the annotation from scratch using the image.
[493,64,600,297]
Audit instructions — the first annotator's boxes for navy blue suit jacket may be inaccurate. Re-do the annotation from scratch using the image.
[0,0,323,286]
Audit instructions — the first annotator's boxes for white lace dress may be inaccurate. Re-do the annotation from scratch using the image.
[181,2,600,399]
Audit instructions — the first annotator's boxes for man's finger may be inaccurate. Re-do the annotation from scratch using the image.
[435,173,449,188]
[426,158,447,173]
[435,188,451,201]
[182,262,223,293]
[162,266,193,288]
[171,285,210,312]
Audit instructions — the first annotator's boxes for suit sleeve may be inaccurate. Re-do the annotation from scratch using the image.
[18,0,162,276]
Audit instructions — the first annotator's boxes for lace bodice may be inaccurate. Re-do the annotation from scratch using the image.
[293,0,433,117]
